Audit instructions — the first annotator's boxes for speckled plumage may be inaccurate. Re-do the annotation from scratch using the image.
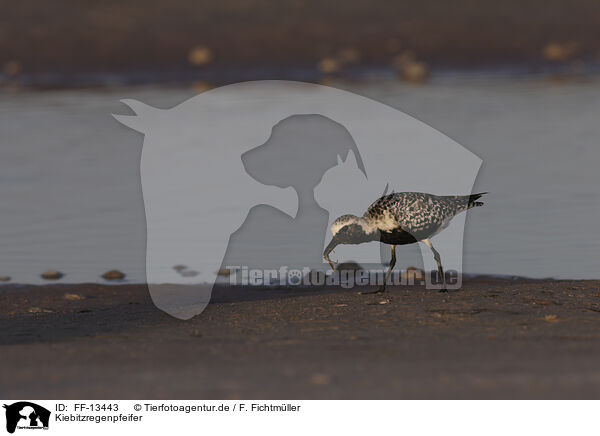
[364,192,482,241]
[324,191,486,293]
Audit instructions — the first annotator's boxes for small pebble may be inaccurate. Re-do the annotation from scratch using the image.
[542,42,579,62]
[392,52,429,83]
[188,46,213,66]
[337,261,362,272]
[317,57,340,75]
[310,373,331,385]
[41,270,63,280]
[401,61,429,83]
[102,270,125,281]
[28,307,52,314]
[63,293,84,301]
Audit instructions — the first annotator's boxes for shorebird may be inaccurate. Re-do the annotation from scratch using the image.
[323,191,486,293]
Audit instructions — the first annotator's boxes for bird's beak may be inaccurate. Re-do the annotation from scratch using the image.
[323,237,339,271]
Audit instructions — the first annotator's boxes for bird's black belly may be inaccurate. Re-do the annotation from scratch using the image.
[379,228,418,245]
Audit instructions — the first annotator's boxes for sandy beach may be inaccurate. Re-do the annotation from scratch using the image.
[2,278,600,399]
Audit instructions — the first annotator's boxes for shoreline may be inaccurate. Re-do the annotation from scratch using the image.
[4,62,600,91]
[0,273,592,289]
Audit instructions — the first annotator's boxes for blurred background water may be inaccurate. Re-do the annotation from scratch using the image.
[2,0,600,283]
[1,75,599,283]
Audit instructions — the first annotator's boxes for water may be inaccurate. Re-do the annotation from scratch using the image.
[1,77,599,283]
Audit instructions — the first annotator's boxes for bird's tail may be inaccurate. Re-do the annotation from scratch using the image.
[467,192,487,209]
[444,192,487,211]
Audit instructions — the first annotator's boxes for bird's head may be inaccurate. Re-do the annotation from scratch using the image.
[323,214,378,270]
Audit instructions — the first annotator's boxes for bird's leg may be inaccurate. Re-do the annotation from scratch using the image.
[423,239,446,292]
[361,245,396,294]
[325,250,339,271]
[383,245,397,291]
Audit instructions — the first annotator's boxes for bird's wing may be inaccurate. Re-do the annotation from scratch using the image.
[375,193,459,239]
[364,194,402,232]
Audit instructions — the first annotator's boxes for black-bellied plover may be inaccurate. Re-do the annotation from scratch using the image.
[323,191,486,293]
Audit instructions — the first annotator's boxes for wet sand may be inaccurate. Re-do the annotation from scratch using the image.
[4,0,600,87]
[1,278,600,399]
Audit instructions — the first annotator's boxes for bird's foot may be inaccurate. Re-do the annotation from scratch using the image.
[359,288,386,295]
